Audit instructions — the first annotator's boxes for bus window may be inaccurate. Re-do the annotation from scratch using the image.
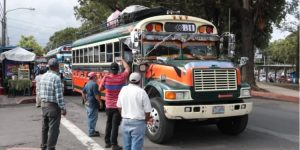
[107,43,113,62]
[123,44,133,63]
[72,50,76,63]
[80,49,83,63]
[182,41,217,60]
[114,42,120,58]
[75,50,79,63]
[94,46,99,63]
[84,48,88,63]
[89,47,93,63]
[143,41,180,60]
[100,44,105,63]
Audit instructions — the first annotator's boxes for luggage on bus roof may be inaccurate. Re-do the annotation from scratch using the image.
[119,6,168,24]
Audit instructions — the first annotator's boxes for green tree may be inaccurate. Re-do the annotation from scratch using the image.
[17,35,44,56]
[45,27,78,51]
[264,31,298,65]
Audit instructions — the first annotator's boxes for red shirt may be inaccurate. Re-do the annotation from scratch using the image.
[101,71,129,108]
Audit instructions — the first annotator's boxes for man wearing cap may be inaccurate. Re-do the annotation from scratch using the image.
[117,72,152,150]
[99,58,130,150]
[82,72,101,137]
[39,58,66,150]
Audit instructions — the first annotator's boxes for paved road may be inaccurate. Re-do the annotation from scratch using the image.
[0,96,298,150]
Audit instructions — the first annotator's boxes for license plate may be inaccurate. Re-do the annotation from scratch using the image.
[212,106,225,114]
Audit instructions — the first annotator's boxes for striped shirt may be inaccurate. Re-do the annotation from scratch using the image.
[39,70,65,110]
[101,71,129,108]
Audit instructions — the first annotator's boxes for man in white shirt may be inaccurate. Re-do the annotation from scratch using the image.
[117,72,152,150]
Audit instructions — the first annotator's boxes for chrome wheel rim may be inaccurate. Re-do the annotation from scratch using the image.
[147,107,160,135]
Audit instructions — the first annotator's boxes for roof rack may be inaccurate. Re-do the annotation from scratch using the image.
[76,7,169,39]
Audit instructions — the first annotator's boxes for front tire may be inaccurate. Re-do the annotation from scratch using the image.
[217,114,248,135]
[146,97,174,143]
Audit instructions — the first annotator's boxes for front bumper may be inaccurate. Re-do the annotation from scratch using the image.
[164,102,252,119]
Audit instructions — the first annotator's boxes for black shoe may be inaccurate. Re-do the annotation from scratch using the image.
[89,132,100,137]
[112,144,122,150]
[105,143,112,148]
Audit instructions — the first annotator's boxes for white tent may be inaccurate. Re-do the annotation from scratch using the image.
[0,47,36,62]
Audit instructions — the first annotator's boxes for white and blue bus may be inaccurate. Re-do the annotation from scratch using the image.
[45,44,72,92]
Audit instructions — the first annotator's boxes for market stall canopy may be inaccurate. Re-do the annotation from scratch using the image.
[0,47,36,62]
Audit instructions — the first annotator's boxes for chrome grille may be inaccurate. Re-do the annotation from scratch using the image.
[193,69,237,92]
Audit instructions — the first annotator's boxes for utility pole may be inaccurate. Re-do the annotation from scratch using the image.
[2,0,6,46]
[296,25,299,84]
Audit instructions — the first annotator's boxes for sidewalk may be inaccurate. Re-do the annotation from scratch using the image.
[251,82,299,103]
[0,95,35,106]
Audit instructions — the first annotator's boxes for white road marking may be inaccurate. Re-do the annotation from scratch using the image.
[61,116,104,150]
[249,126,299,143]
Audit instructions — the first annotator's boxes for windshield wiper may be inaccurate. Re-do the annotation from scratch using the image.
[145,34,174,56]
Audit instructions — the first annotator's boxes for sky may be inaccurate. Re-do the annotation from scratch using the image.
[5,0,81,47]
[2,1,296,48]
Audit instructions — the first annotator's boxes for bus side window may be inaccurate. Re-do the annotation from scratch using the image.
[89,47,93,63]
[80,49,83,63]
[100,44,105,63]
[94,46,99,63]
[107,43,113,62]
[123,44,133,62]
[84,48,88,63]
[114,42,120,58]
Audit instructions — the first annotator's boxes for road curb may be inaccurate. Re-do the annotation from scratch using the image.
[16,97,36,104]
[251,90,299,103]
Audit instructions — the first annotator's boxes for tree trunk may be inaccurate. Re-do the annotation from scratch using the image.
[241,0,256,87]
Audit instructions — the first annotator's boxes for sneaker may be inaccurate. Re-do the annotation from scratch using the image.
[105,143,112,148]
[111,145,122,150]
[89,132,100,137]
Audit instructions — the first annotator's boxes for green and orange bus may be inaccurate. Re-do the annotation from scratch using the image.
[71,8,252,143]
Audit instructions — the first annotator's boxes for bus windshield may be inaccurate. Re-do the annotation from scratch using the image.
[182,41,218,60]
[143,41,181,60]
[143,41,218,60]
[57,54,72,63]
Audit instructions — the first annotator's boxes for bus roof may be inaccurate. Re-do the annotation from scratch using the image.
[72,22,137,48]
[72,15,217,48]
[45,44,71,57]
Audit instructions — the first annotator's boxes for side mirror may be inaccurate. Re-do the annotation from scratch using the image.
[220,32,235,58]
[130,30,140,49]
[239,57,248,67]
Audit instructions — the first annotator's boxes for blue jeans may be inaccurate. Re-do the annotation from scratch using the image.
[86,106,98,135]
[121,119,146,150]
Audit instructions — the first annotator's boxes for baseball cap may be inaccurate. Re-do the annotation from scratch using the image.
[48,58,59,68]
[110,62,119,71]
[129,72,141,83]
[88,72,96,78]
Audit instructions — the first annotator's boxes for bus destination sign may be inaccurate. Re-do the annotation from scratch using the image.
[165,22,196,33]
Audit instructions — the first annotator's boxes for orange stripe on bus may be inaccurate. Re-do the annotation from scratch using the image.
[145,64,194,86]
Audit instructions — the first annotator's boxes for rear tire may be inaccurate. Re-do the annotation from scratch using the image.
[217,114,248,135]
[146,97,174,143]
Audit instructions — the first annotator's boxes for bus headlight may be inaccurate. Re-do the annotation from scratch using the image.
[139,64,147,72]
[240,88,251,97]
[164,90,192,101]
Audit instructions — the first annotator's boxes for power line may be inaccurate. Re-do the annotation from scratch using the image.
[8,17,80,31]
[8,24,55,34]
